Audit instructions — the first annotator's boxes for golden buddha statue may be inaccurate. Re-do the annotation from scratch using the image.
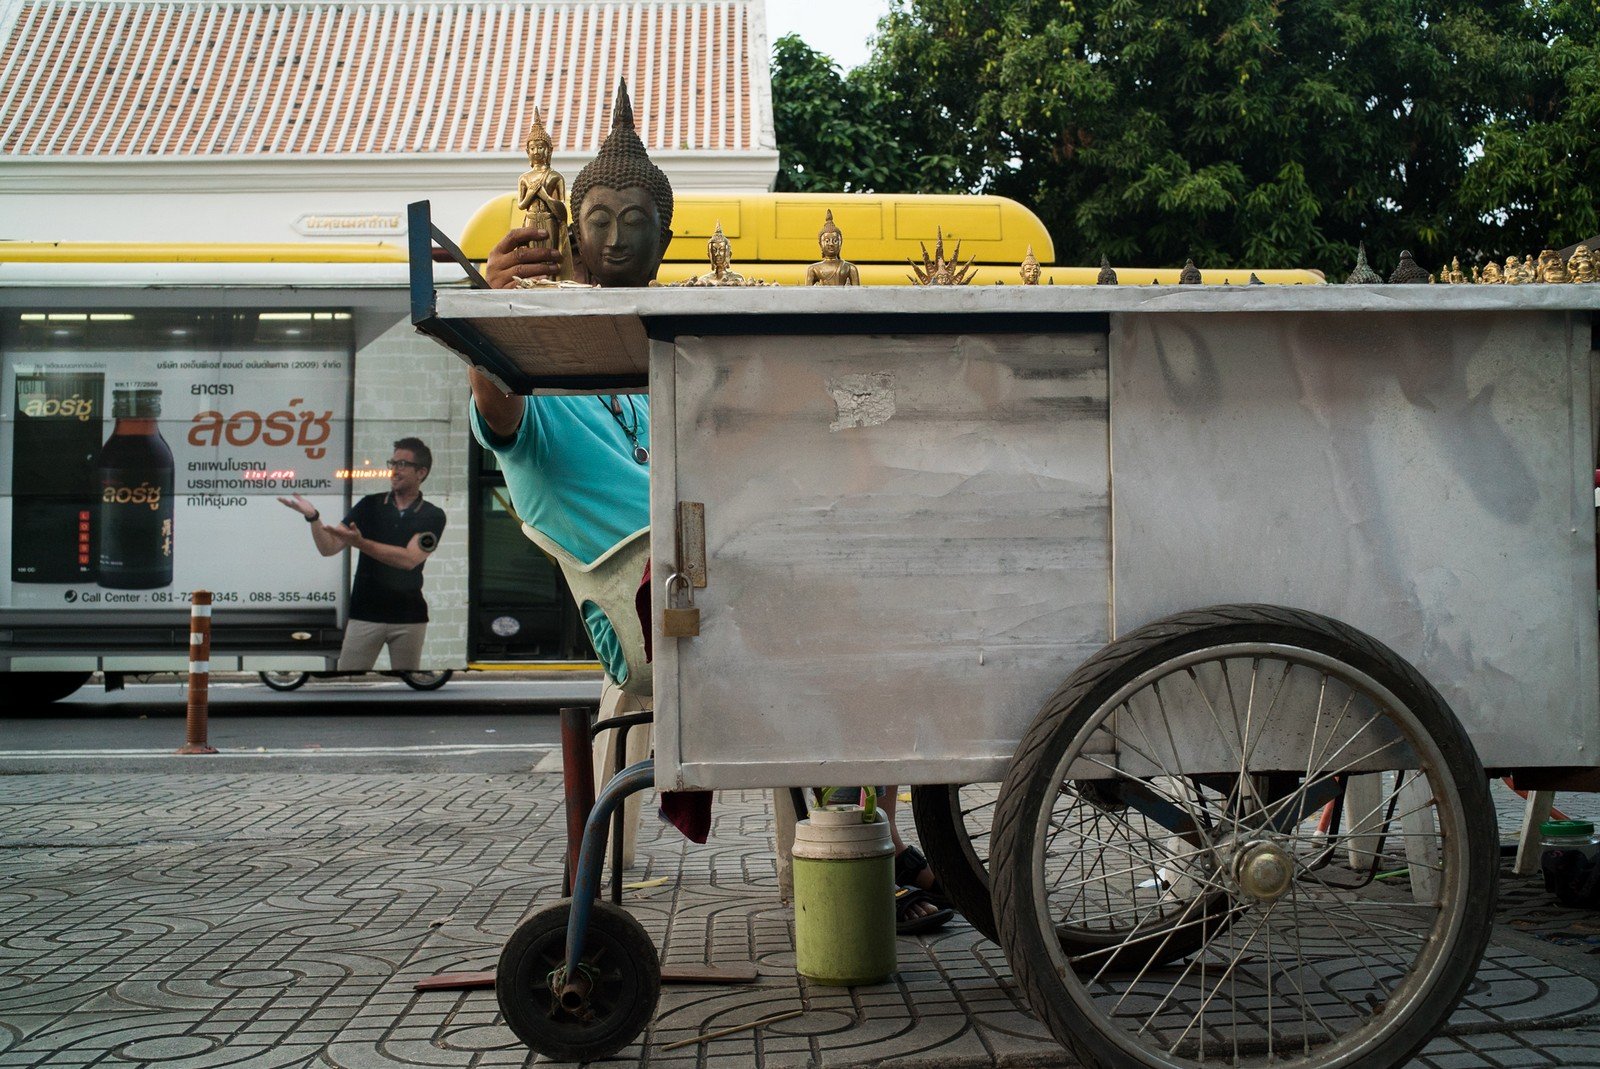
[692,222,746,284]
[1448,257,1466,284]
[1481,260,1503,284]
[1570,245,1597,283]
[1538,249,1570,284]
[1019,246,1042,285]
[514,109,574,283]
[805,210,860,285]
[1503,256,1524,284]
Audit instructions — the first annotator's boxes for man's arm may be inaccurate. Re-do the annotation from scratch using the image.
[469,365,525,441]
[278,494,349,556]
[327,526,431,570]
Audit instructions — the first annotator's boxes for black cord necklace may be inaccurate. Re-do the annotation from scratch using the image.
[602,395,648,465]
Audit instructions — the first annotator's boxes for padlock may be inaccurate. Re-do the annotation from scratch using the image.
[662,572,700,638]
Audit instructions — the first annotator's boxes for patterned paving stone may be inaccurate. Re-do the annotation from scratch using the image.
[4,773,1600,1068]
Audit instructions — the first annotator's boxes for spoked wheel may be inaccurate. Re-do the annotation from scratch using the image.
[911,783,1000,942]
[991,604,1496,1069]
[399,670,453,691]
[497,899,660,1061]
[258,671,310,692]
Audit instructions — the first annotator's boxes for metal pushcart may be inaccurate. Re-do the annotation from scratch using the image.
[411,230,1600,1068]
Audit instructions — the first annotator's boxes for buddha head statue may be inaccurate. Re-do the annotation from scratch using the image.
[708,221,732,272]
[1020,246,1042,285]
[1571,245,1597,283]
[569,79,675,287]
[818,210,844,259]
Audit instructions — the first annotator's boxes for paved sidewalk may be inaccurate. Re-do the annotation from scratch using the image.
[4,770,1600,1068]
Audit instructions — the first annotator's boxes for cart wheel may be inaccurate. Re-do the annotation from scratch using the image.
[259,671,310,692]
[991,604,1496,1069]
[911,784,999,942]
[496,898,660,1062]
[399,669,452,691]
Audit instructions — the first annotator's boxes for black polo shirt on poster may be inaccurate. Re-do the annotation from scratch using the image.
[343,491,447,624]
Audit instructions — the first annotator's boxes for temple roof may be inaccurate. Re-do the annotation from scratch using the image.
[0,0,771,158]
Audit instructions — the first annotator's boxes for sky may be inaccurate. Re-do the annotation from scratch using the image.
[764,0,891,71]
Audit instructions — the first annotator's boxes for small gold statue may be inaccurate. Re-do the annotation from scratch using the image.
[1538,249,1570,284]
[804,211,860,285]
[1481,260,1503,284]
[1448,257,1466,284]
[1503,256,1524,284]
[908,228,977,285]
[1019,246,1042,285]
[513,108,575,284]
[668,220,769,286]
[1570,245,1597,283]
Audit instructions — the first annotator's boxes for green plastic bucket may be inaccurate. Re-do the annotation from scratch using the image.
[792,805,896,986]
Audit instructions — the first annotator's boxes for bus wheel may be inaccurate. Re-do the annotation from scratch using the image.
[400,670,453,691]
[259,671,311,692]
[8,671,92,708]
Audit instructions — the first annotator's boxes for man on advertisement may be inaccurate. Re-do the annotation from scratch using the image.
[278,437,446,670]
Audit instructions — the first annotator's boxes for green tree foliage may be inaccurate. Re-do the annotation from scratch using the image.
[771,33,958,192]
[775,0,1599,275]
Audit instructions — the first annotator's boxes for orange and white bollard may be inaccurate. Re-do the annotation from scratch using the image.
[177,589,218,755]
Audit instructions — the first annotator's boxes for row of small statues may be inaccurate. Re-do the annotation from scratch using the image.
[1347,243,1598,284]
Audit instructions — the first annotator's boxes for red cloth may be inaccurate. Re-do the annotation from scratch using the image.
[636,557,712,843]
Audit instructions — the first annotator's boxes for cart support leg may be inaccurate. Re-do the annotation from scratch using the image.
[563,759,655,991]
[1398,772,1443,903]
[1345,773,1382,870]
[1515,789,1557,876]
[560,707,597,888]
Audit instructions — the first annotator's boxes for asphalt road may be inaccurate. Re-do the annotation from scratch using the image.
[0,673,600,774]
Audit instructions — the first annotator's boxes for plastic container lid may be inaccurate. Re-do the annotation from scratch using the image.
[792,805,895,861]
[1540,819,1596,838]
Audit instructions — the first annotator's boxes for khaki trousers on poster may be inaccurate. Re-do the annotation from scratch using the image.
[593,678,652,871]
[337,620,427,671]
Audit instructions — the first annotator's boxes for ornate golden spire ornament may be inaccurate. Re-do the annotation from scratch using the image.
[908,228,977,285]
[1096,255,1117,285]
[1388,250,1429,284]
[1346,243,1382,284]
[1019,246,1042,285]
[1179,258,1202,284]
[805,210,859,285]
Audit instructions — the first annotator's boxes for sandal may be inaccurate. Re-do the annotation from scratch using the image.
[895,885,955,935]
[894,844,951,909]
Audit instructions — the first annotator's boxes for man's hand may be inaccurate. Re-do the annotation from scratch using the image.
[487,227,563,289]
[325,522,364,550]
[277,494,317,518]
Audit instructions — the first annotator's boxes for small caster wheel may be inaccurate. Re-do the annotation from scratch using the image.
[497,898,660,1061]
[259,671,310,692]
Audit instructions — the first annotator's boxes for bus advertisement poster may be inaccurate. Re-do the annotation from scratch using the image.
[1,342,351,612]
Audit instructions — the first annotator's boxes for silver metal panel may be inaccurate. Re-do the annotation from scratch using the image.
[1110,311,1600,769]
[654,331,1111,790]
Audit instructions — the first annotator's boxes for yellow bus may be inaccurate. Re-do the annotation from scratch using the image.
[458,191,1324,287]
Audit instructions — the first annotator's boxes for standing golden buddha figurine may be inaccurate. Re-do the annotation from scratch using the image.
[805,210,860,285]
[513,109,575,284]
[1019,247,1043,285]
